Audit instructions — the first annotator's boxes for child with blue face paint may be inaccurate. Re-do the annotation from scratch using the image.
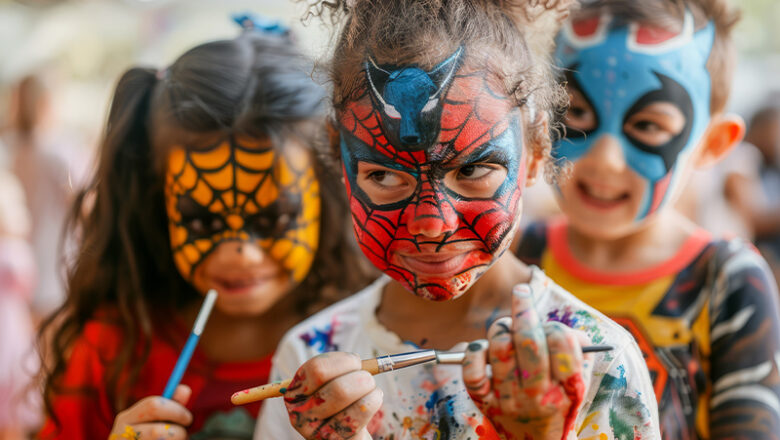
[516,1,780,438]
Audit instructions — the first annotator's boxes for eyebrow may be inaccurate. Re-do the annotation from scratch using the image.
[631,104,683,118]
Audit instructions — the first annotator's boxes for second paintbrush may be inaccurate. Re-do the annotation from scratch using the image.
[230,345,613,405]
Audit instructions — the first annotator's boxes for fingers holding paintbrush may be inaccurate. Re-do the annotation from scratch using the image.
[276,352,383,439]
[231,344,612,405]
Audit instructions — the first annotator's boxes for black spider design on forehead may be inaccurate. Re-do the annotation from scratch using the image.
[165,136,321,281]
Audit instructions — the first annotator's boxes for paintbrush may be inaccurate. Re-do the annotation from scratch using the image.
[230,345,612,405]
[162,289,218,399]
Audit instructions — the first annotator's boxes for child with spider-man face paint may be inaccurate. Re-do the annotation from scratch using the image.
[515,0,780,438]
[38,21,374,440]
[256,1,659,439]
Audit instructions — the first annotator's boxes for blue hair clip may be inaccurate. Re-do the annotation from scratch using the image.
[232,13,289,36]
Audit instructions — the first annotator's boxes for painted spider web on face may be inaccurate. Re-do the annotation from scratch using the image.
[165,136,321,282]
[341,71,525,298]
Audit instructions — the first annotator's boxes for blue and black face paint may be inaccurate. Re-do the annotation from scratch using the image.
[365,47,464,149]
[554,11,715,219]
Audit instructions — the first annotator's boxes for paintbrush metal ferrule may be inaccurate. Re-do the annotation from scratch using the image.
[435,351,466,364]
[380,350,437,371]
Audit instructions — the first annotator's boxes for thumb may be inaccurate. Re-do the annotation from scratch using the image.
[172,384,192,406]
[462,339,494,405]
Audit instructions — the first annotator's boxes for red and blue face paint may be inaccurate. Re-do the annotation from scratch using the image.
[339,48,527,301]
[555,11,715,219]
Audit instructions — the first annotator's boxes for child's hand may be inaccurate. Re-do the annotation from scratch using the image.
[283,352,383,439]
[462,285,593,440]
[108,384,192,440]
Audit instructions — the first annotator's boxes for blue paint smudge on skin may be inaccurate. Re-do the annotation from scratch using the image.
[485,307,501,331]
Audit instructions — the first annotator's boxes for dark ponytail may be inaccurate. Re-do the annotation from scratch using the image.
[41,31,375,423]
[40,66,196,420]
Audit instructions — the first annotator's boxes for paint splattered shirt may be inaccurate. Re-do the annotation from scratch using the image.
[516,219,780,439]
[39,314,271,440]
[255,269,660,439]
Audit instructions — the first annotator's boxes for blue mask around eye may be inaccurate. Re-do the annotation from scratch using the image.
[554,11,715,219]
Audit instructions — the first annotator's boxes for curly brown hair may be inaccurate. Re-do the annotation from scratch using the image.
[304,0,577,170]
[572,0,741,114]
[39,31,373,422]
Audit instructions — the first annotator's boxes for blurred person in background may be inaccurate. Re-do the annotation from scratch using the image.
[0,170,41,439]
[3,73,87,320]
[723,106,780,284]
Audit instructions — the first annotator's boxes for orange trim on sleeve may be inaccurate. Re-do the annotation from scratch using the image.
[547,218,712,286]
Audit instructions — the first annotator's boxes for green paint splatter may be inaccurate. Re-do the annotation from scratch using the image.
[588,367,650,440]
[547,308,606,344]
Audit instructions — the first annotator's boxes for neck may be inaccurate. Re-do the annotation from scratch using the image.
[181,290,300,363]
[566,209,699,273]
[377,252,531,348]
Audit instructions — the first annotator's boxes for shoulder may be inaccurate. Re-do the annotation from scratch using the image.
[706,237,778,309]
[51,314,126,387]
[271,278,387,375]
[515,220,550,264]
[706,237,780,354]
[532,268,638,351]
[74,313,125,358]
[530,269,661,435]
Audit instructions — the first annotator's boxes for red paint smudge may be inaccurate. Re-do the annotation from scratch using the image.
[540,386,564,406]
[290,394,326,413]
[466,416,501,440]
[367,408,384,434]
[421,380,438,392]
[562,375,586,436]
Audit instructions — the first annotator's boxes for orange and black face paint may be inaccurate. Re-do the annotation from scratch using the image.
[164,135,321,283]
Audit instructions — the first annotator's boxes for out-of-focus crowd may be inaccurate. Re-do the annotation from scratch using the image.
[0,74,88,440]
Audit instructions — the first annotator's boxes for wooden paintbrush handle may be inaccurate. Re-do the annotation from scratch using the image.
[231,359,381,405]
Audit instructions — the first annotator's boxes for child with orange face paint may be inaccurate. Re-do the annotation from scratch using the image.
[37,21,372,440]
[256,1,660,439]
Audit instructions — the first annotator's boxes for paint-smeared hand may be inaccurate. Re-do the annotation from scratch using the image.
[108,384,192,440]
[462,285,593,440]
[284,352,383,439]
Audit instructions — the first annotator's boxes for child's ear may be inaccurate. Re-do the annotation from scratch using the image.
[524,112,550,187]
[525,149,545,187]
[694,113,745,169]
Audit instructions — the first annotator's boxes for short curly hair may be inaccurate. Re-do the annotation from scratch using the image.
[306,0,577,170]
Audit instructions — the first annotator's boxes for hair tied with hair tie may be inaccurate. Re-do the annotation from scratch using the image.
[232,13,290,36]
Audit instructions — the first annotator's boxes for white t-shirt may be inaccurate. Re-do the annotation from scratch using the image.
[256,268,660,439]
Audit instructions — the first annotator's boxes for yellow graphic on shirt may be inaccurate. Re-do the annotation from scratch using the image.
[542,250,712,437]
[165,136,320,282]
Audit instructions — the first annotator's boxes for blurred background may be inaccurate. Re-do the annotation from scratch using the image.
[0,0,777,437]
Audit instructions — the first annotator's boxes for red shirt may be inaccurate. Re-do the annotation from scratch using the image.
[39,318,271,439]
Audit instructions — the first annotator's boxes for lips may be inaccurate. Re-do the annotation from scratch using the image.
[210,273,277,294]
[399,252,471,278]
[576,180,630,210]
